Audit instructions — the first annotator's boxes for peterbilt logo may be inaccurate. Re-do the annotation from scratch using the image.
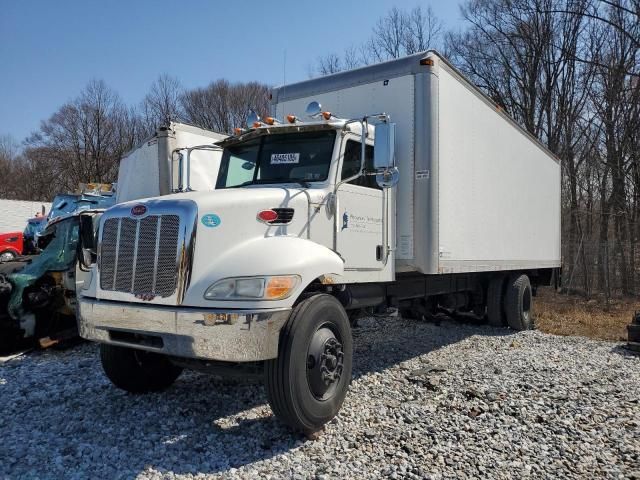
[131,205,147,216]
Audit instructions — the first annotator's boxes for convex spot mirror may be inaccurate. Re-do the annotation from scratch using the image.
[373,122,396,170]
[305,101,322,118]
[246,110,260,128]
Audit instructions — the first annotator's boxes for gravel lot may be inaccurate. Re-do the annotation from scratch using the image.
[1,315,639,479]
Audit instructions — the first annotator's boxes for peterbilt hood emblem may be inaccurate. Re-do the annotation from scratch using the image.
[131,204,147,216]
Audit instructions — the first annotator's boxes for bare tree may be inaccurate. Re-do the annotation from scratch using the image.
[141,74,184,133]
[25,79,137,193]
[181,80,270,134]
[313,5,444,76]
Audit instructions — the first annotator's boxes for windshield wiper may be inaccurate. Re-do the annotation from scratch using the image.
[227,178,311,189]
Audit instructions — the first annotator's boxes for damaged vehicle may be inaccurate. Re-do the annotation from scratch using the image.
[0,210,105,353]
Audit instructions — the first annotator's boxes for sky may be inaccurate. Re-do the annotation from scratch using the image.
[0,1,463,143]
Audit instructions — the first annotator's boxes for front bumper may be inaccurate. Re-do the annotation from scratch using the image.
[78,298,291,362]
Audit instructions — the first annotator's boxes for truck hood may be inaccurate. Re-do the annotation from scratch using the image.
[96,186,335,308]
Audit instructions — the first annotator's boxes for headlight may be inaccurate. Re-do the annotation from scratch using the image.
[204,275,300,301]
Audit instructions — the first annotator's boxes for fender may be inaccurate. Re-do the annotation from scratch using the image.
[183,236,344,309]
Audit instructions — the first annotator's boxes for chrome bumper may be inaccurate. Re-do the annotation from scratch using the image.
[77,298,291,362]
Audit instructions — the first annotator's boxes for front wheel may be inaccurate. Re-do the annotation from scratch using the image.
[0,250,16,263]
[100,344,183,393]
[265,294,353,434]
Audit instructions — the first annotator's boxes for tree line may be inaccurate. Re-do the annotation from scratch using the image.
[0,78,270,202]
[1,0,638,296]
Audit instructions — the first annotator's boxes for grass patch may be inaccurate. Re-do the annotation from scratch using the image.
[534,288,637,342]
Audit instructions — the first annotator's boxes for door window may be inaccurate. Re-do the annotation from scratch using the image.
[340,140,380,190]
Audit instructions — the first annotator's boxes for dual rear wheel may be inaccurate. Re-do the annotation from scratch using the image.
[486,273,535,330]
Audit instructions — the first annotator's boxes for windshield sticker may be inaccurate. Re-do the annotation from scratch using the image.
[271,153,300,165]
[201,214,221,228]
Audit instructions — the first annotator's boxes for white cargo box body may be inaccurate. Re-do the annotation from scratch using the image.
[116,123,227,204]
[272,51,561,275]
[0,199,51,232]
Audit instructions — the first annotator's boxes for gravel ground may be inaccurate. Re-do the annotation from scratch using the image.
[1,316,639,480]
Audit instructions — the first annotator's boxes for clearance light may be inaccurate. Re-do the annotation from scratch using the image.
[322,111,332,120]
[264,117,281,125]
[286,114,297,124]
[265,276,299,300]
[234,127,244,136]
[420,58,434,66]
[252,121,262,128]
[257,209,279,223]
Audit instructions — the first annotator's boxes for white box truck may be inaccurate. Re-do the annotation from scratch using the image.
[77,52,560,434]
[116,122,227,203]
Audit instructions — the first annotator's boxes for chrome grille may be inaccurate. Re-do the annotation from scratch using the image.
[100,215,180,298]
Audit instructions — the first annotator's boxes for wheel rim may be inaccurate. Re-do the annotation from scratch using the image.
[522,286,532,322]
[0,252,14,262]
[306,324,344,401]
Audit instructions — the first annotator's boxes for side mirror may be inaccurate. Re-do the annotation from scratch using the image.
[374,122,396,170]
[79,214,98,267]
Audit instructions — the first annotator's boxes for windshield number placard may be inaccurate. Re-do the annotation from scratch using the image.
[271,153,300,165]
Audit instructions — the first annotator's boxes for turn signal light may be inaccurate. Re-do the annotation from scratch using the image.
[286,114,297,124]
[322,111,332,120]
[257,209,279,223]
[265,276,298,299]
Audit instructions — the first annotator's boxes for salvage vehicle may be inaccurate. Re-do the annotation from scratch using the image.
[0,123,226,353]
[77,51,561,433]
[22,217,47,255]
[0,232,24,262]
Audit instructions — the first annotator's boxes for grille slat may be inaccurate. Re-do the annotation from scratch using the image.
[100,214,180,298]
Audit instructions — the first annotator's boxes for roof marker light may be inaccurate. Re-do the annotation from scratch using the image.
[322,111,332,120]
[286,114,297,124]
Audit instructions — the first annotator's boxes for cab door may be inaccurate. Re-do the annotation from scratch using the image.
[335,136,385,270]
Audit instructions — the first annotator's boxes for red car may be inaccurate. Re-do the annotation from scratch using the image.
[0,231,23,262]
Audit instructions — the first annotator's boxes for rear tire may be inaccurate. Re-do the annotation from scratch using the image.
[100,344,183,393]
[265,294,353,434]
[486,275,506,326]
[504,273,534,330]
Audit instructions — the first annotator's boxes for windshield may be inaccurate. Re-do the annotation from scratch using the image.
[216,130,337,189]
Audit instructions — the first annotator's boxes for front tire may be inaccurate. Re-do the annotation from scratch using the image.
[504,273,535,330]
[100,344,183,393]
[0,250,16,263]
[265,294,353,434]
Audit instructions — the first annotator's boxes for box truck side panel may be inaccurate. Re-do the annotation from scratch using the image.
[274,75,416,261]
[173,128,225,192]
[116,140,160,204]
[436,64,561,272]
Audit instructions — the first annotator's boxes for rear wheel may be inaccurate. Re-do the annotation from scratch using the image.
[100,344,183,393]
[504,273,534,330]
[265,294,353,434]
[486,275,506,326]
